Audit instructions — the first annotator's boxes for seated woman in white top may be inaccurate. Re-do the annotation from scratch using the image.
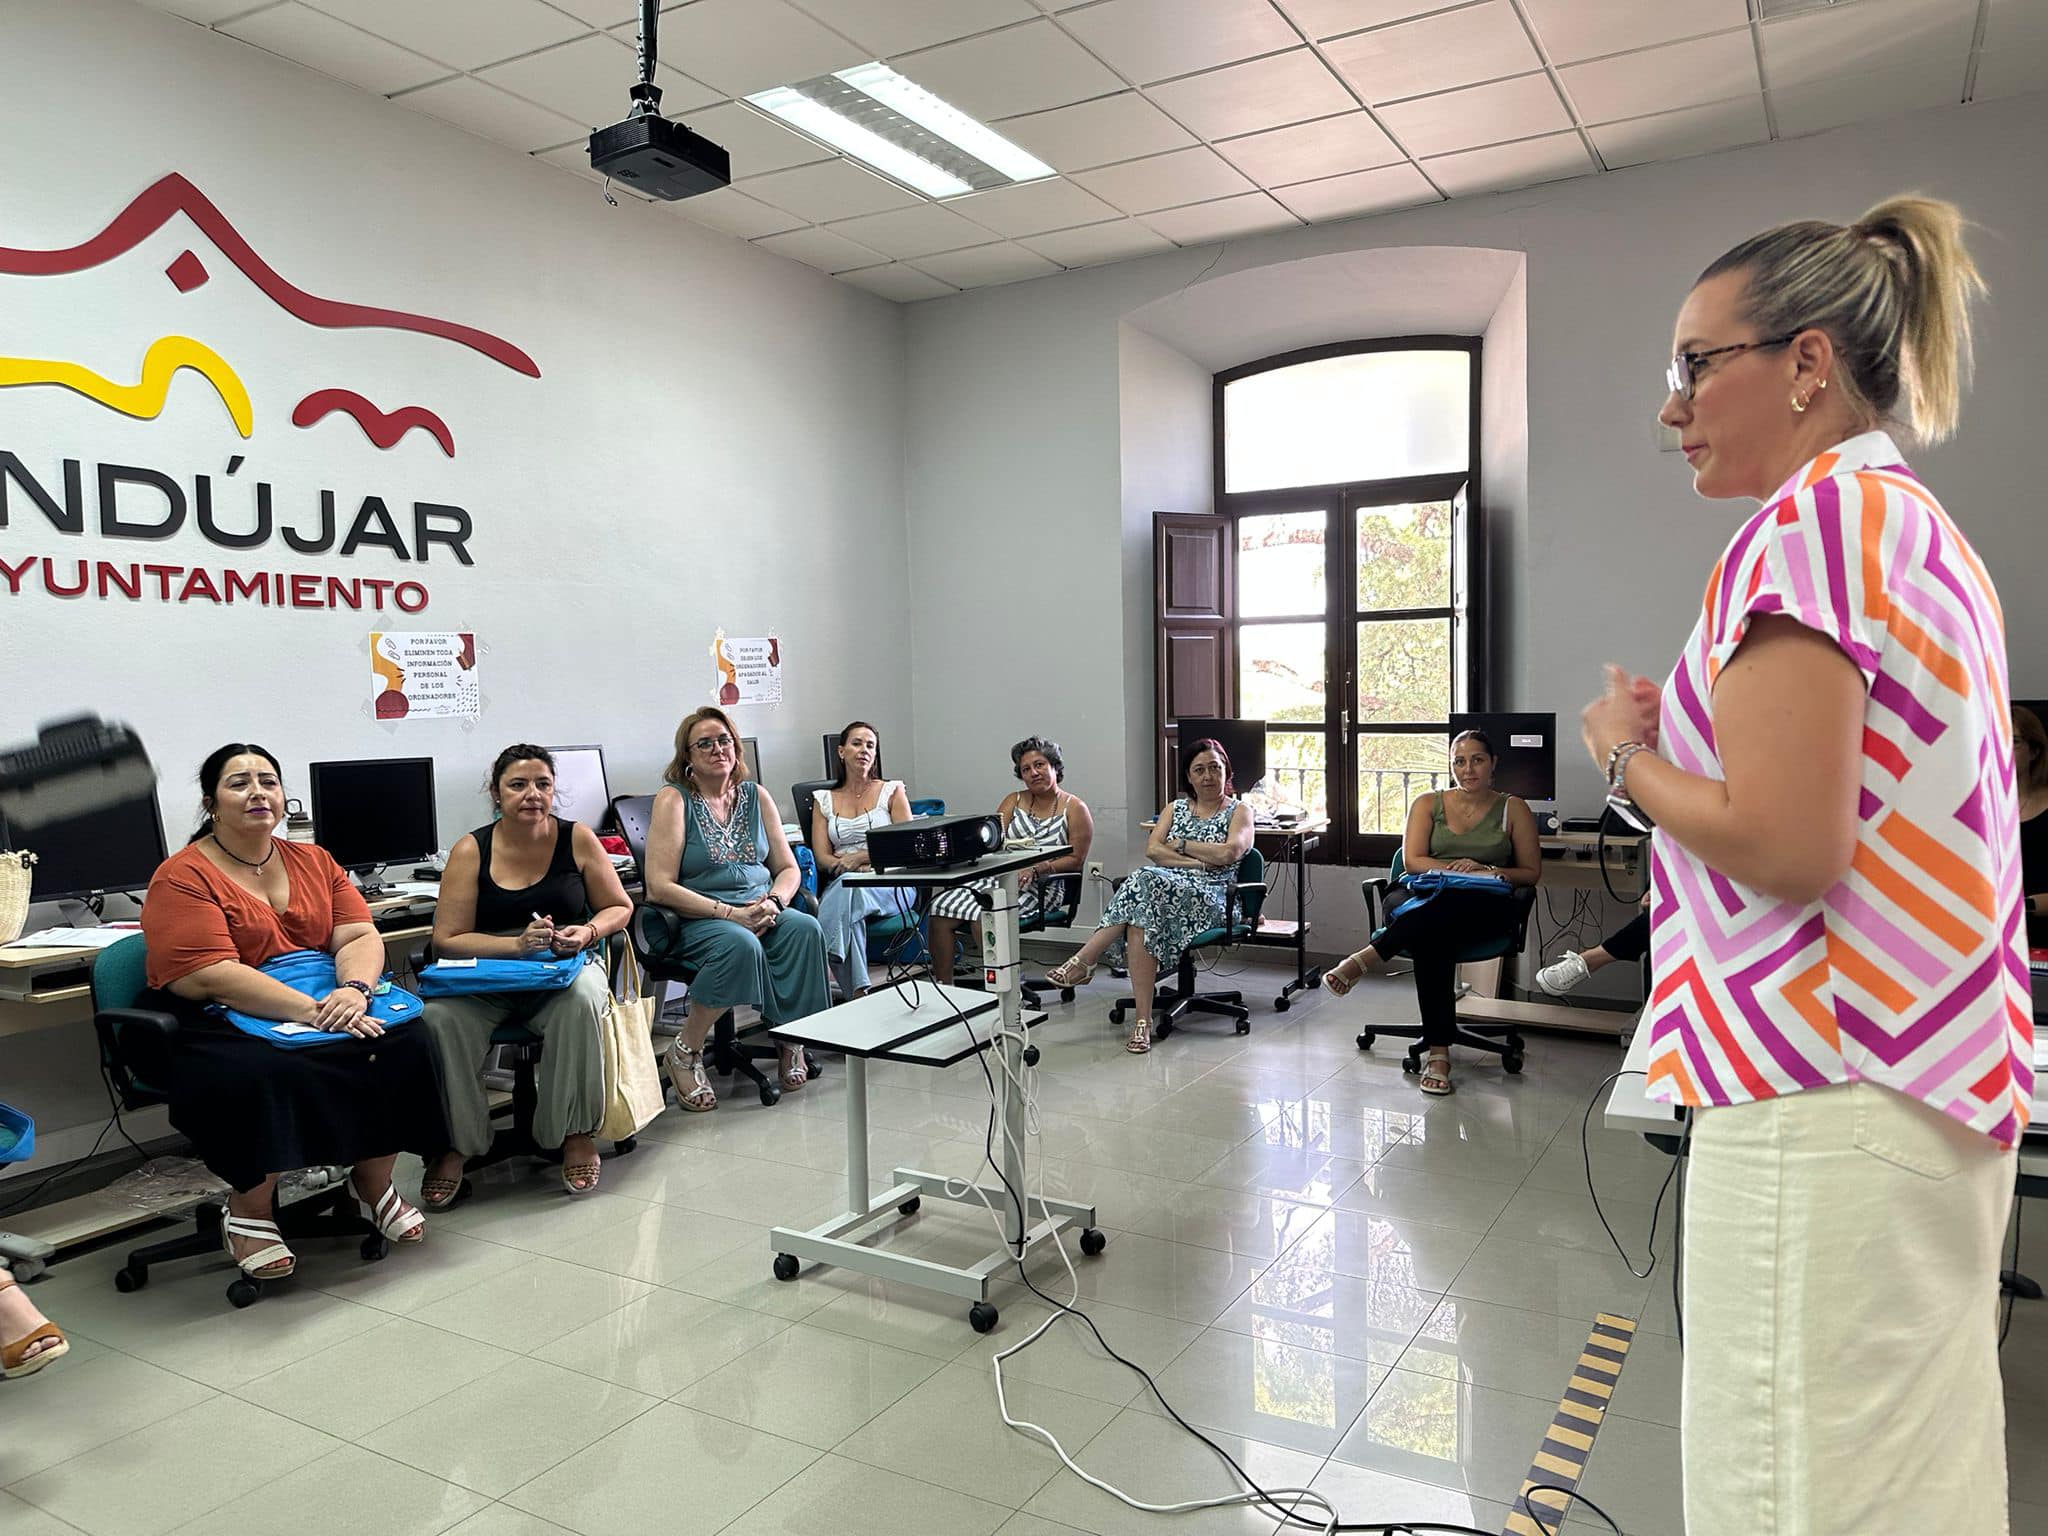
[810,720,913,997]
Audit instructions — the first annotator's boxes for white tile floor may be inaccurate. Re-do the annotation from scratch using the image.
[5,960,2044,1536]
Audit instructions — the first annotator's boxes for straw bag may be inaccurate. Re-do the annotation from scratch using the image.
[597,938,663,1142]
[0,850,34,946]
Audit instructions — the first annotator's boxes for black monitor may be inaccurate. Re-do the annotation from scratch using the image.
[544,744,611,829]
[1174,718,1268,798]
[1,792,167,902]
[2014,698,2048,727]
[308,757,439,889]
[740,736,760,784]
[1449,712,1558,802]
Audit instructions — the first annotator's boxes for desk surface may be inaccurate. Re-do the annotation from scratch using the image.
[767,981,997,1055]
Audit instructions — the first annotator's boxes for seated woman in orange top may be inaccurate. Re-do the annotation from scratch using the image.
[140,744,449,1281]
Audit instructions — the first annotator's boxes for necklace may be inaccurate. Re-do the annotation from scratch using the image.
[211,833,277,872]
[1023,788,1059,818]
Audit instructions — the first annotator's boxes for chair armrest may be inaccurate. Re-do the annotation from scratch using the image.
[1360,877,1390,930]
[631,904,685,964]
[99,1005,181,1043]
[1225,879,1268,931]
[99,1006,181,1101]
[789,888,819,918]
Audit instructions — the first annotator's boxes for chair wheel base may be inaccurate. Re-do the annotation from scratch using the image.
[1274,995,1291,1013]
[1060,987,1075,1003]
[1109,1005,1126,1024]
[1356,1031,1375,1051]
[1079,1228,1106,1257]
[969,1301,999,1333]
[758,1083,781,1107]
[1502,1053,1525,1075]
[114,1265,146,1293]
[773,1253,799,1282]
[1234,1020,1250,1036]
[360,1235,388,1262]
[226,1277,262,1309]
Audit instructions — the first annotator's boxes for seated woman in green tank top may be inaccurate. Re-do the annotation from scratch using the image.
[1321,728,1542,1096]
[644,706,831,1111]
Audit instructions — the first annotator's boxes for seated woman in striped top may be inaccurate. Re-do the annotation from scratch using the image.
[929,737,1094,985]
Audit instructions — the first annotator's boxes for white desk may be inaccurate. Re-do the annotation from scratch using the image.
[766,847,1102,1333]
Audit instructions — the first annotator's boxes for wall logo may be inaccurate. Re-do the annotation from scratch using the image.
[0,173,540,615]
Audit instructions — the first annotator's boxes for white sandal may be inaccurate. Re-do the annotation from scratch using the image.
[1125,1019,1153,1054]
[347,1178,426,1244]
[1045,956,1096,988]
[666,1043,717,1112]
[221,1212,296,1279]
[1419,1054,1455,1096]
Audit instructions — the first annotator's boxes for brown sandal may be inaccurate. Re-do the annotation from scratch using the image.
[0,1274,67,1380]
[419,1156,466,1211]
[1125,1019,1153,1054]
[666,1043,717,1112]
[562,1159,601,1195]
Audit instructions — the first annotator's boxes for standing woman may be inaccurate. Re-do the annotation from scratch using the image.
[1581,198,2027,1533]
[644,707,830,1109]
[810,720,913,997]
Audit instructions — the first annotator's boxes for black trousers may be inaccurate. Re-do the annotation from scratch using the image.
[1372,889,1525,1047]
[1604,912,1650,963]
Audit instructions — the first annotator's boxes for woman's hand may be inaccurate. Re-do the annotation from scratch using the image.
[1443,858,1487,874]
[1582,663,1662,770]
[732,899,778,934]
[518,916,557,955]
[550,923,596,954]
[842,849,871,872]
[312,985,382,1038]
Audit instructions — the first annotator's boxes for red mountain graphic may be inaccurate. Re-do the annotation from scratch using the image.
[0,173,539,379]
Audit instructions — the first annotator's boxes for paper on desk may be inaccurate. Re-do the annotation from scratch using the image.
[12,926,140,949]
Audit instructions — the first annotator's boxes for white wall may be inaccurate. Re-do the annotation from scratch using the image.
[907,89,2048,961]
[0,0,910,1171]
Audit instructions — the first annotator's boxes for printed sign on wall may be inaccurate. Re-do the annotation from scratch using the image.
[710,629,781,706]
[372,631,479,720]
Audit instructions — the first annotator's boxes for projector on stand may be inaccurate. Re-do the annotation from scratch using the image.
[868,814,1004,873]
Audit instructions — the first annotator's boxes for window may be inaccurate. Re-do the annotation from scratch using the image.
[1156,339,1482,865]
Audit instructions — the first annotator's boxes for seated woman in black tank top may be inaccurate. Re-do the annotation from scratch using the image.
[419,745,633,1204]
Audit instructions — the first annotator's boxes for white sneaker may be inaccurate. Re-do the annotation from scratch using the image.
[1536,952,1591,996]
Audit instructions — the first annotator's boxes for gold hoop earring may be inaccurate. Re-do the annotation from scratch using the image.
[1791,391,1809,414]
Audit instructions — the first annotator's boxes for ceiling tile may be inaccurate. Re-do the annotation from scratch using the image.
[824,204,1000,257]
[1021,218,1178,265]
[685,101,835,177]
[1560,30,1760,124]
[1071,146,1255,213]
[946,178,1122,237]
[136,0,292,21]
[1975,0,2048,100]
[219,3,447,95]
[391,76,587,151]
[1140,192,1301,243]
[479,33,716,131]
[837,264,962,300]
[1270,160,1438,220]
[991,92,1197,171]
[1588,95,1769,168]
[545,0,638,25]
[651,0,866,97]
[1274,1,1459,42]
[1322,1,1542,104]
[911,242,1063,287]
[302,0,586,70]
[1422,129,1596,196]
[1215,111,1402,185]
[753,225,889,273]
[895,19,1125,119]
[1145,49,1358,140]
[792,0,1036,58]
[744,158,923,220]
[1520,0,1749,65]
[534,140,632,187]
[1061,0,1301,85]
[1769,59,1967,136]
[1377,71,1569,157]
[673,186,809,239]
[1760,0,1978,87]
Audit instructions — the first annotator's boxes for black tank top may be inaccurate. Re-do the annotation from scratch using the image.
[472,819,584,932]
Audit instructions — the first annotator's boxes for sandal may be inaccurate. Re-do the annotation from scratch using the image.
[666,1043,718,1112]
[1322,955,1364,997]
[778,1047,809,1093]
[348,1177,427,1244]
[221,1212,297,1279]
[1045,956,1096,988]
[1419,1054,1455,1096]
[560,1135,601,1195]
[419,1156,467,1212]
[0,1272,68,1380]
[1125,1018,1153,1054]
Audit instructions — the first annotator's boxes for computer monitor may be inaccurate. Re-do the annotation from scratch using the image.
[2014,698,2048,728]
[1449,712,1558,802]
[1,791,168,902]
[308,757,439,888]
[544,744,611,830]
[740,736,761,784]
[1174,718,1268,798]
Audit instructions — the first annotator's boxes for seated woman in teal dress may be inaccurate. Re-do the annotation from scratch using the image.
[644,706,831,1110]
[1044,739,1252,1054]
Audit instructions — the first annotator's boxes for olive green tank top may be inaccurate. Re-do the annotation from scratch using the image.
[1428,792,1514,866]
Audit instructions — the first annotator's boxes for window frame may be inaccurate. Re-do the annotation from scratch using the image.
[1210,336,1486,866]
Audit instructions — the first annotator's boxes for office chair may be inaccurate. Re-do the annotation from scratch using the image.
[1354,847,1537,1075]
[89,934,385,1309]
[1107,847,1268,1039]
[612,794,820,1107]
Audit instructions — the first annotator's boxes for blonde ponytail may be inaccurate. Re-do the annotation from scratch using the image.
[1850,195,1985,443]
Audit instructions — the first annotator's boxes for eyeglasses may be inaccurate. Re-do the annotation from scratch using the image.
[691,733,734,752]
[1666,331,1802,400]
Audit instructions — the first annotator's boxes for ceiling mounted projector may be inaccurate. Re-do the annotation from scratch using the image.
[588,0,729,201]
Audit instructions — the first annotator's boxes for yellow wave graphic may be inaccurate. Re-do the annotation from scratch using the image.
[0,334,253,437]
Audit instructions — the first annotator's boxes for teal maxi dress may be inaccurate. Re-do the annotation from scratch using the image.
[662,781,832,1024]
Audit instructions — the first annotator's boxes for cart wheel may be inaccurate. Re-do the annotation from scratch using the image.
[114,1265,146,1293]
[1079,1228,1106,1257]
[1274,995,1292,1013]
[360,1235,387,1262]
[227,1277,261,1309]
[773,1253,800,1282]
[898,1196,922,1216]
[1060,987,1075,1003]
[1502,1053,1525,1075]
[1356,1031,1375,1051]
[969,1301,999,1333]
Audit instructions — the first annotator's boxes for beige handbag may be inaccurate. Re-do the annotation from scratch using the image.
[0,850,34,946]
[597,938,664,1142]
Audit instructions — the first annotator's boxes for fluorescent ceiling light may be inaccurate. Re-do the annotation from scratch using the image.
[747,63,1056,200]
